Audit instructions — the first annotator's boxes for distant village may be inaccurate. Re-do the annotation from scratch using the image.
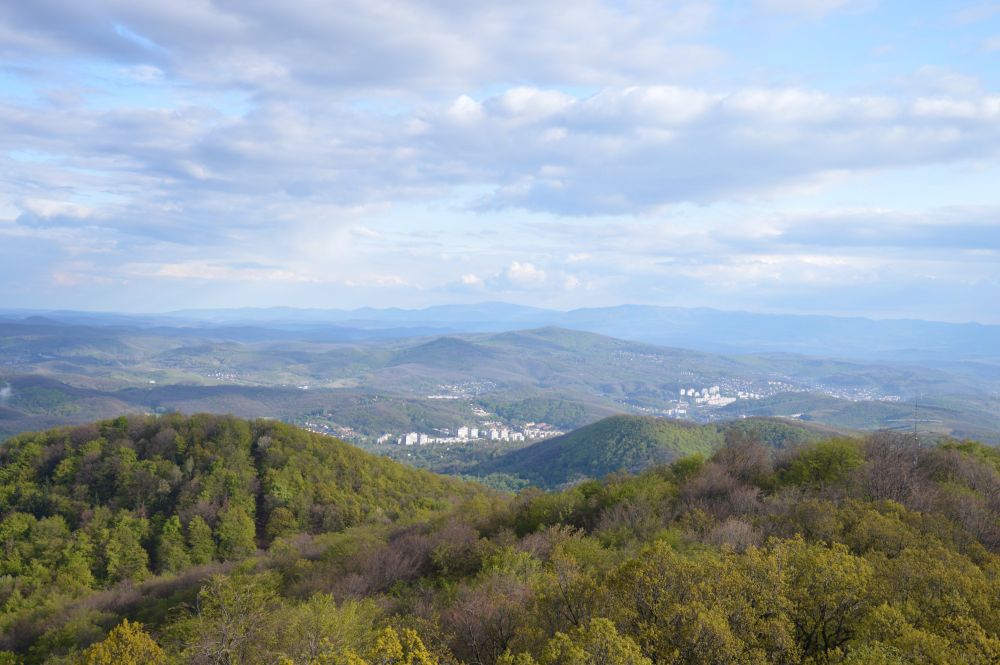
[301,407,565,447]
[662,384,743,417]
[382,422,564,446]
[646,379,902,420]
[301,376,906,446]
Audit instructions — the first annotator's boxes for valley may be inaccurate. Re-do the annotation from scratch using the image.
[6,3,999,661]
[2,312,999,453]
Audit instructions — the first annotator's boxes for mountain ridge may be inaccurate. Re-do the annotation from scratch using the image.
[6,303,999,361]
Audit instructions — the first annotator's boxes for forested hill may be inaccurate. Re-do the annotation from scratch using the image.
[0,414,479,656]
[3,415,1000,663]
[477,415,838,486]
[0,413,473,543]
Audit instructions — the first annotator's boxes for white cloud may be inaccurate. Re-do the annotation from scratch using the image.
[446,96,484,124]
[505,261,547,286]
[0,1,997,320]
[494,88,574,121]
[449,85,1000,213]
[461,273,484,287]
[5,80,1000,244]
[0,0,722,92]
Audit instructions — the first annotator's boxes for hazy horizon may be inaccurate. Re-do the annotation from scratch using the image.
[2,2,999,321]
[3,300,999,328]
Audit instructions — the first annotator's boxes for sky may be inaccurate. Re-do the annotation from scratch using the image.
[0,1,998,322]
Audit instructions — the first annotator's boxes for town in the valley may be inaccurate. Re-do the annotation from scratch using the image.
[389,421,564,446]
[304,418,565,447]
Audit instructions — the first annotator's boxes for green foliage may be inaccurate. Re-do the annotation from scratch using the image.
[215,504,257,561]
[169,572,280,664]
[266,506,300,542]
[722,418,825,450]
[274,594,380,663]
[3,417,1000,665]
[669,453,705,482]
[0,414,476,661]
[540,618,651,665]
[614,540,799,663]
[771,536,874,658]
[156,516,190,574]
[186,515,216,565]
[75,619,166,665]
[104,514,150,583]
[778,437,865,487]
[353,626,439,665]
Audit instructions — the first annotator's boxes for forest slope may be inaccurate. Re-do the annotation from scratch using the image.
[0,414,478,656]
[477,415,834,486]
[2,416,1000,664]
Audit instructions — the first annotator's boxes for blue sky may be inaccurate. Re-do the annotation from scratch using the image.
[1,0,998,322]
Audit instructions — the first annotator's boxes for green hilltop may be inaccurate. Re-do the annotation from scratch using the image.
[477,415,842,487]
[0,414,479,656]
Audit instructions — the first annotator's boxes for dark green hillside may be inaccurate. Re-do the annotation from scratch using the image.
[0,414,477,655]
[0,413,471,549]
[478,416,715,486]
[478,415,831,486]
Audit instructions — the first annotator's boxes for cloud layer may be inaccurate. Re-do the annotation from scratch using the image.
[0,0,998,320]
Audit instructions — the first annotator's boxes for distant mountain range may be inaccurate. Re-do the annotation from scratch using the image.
[169,302,1000,362]
[3,302,998,362]
[1,311,998,443]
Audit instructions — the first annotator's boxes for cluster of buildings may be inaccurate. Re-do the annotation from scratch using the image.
[679,386,737,407]
[391,422,562,446]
